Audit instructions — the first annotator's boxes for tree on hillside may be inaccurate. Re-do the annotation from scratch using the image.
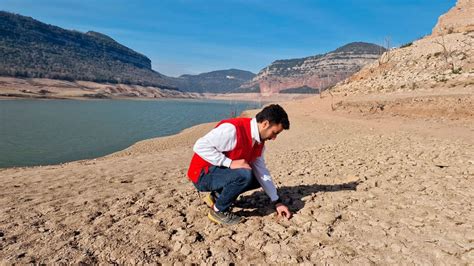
[378,36,392,65]
[433,35,458,73]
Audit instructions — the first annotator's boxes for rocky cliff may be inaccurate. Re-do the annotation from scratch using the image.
[0,11,175,89]
[332,0,474,95]
[432,0,474,36]
[239,42,385,95]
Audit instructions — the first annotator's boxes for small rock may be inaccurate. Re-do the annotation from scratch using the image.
[180,244,192,256]
[172,242,182,252]
[209,246,232,262]
[366,200,376,208]
[263,243,281,254]
[231,232,250,244]
[171,228,187,243]
[413,216,424,223]
[293,214,314,225]
[410,220,424,227]
[247,233,266,249]
[266,223,286,235]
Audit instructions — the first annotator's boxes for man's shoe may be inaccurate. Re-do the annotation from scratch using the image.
[207,209,243,225]
[203,192,216,208]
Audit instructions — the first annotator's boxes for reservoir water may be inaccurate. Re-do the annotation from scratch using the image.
[0,99,262,168]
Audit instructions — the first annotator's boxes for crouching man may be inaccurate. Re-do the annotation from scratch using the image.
[187,104,292,225]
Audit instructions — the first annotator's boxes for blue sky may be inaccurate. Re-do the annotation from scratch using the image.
[1,0,455,77]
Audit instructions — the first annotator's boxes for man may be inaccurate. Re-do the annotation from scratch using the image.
[187,104,292,225]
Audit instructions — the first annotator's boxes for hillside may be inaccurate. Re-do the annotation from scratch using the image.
[170,69,255,93]
[332,0,474,95]
[240,42,385,95]
[0,11,175,89]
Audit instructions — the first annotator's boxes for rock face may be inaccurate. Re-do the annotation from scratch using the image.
[332,0,474,95]
[0,11,174,89]
[432,0,474,36]
[169,69,255,93]
[240,42,385,95]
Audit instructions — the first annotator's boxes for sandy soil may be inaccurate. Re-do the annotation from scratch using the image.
[0,90,473,264]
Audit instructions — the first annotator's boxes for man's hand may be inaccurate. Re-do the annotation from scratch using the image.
[275,203,292,220]
[230,159,251,170]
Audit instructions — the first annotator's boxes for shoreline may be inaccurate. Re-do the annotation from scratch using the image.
[2,87,472,170]
[0,76,314,102]
[0,91,313,102]
[0,99,264,171]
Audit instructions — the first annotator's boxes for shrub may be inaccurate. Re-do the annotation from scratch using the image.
[400,42,413,48]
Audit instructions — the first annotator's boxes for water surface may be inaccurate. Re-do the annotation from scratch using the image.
[0,99,262,168]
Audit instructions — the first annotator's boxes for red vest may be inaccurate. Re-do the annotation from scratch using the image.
[187,118,265,183]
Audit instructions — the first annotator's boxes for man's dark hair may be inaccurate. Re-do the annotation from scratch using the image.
[256,104,290,129]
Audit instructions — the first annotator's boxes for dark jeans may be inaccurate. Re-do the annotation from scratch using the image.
[194,166,261,211]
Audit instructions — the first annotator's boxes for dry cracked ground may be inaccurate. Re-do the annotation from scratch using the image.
[0,95,473,264]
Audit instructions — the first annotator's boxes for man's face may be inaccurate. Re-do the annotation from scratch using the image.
[259,121,284,141]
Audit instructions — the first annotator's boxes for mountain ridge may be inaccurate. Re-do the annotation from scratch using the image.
[0,11,258,94]
[0,11,174,88]
[239,41,385,95]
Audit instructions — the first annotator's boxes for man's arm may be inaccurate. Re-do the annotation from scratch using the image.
[251,149,279,201]
[252,150,292,219]
[193,123,236,167]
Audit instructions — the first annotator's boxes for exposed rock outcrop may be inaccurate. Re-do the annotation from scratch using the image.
[240,42,385,95]
[432,0,474,36]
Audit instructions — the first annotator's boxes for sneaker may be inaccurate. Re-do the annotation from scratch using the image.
[203,192,216,208]
[207,209,243,225]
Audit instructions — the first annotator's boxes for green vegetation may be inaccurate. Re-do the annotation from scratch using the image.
[280,86,318,94]
[0,11,177,90]
[400,42,413,48]
[174,69,255,93]
[333,42,386,54]
[452,67,462,74]
[233,85,260,93]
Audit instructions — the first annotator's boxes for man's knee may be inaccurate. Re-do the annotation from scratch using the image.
[235,168,253,185]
